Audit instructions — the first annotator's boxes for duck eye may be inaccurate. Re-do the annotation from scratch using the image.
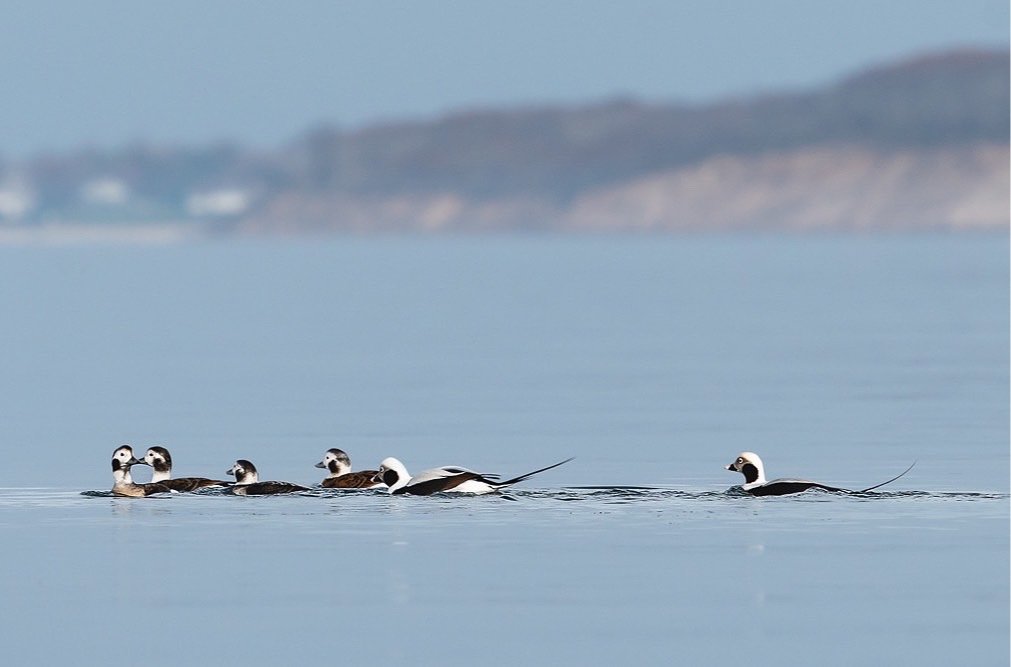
[737,458,744,464]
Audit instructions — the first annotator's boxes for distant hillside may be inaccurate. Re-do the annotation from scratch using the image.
[284,49,1008,202]
[1,48,1007,234]
[565,143,1008,232]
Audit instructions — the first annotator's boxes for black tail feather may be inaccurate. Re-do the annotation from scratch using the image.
[497,457,574,488]
[857,461,916,493]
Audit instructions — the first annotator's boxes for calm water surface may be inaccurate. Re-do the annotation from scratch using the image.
[0,235,1007,665]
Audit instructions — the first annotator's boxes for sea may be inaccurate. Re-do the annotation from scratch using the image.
[0,233,1007,665]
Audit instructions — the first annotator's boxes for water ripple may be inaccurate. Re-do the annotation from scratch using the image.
[60,486,1010,504]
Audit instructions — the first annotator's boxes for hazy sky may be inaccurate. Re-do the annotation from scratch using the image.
[1,0,1006,157]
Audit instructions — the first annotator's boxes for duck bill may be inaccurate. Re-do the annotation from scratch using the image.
[314,461,326,469]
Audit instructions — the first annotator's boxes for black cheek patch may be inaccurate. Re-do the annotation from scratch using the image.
[742,463,760,484]
[112,459,122,472]
[328,461,341,474]
[382,469,399,487]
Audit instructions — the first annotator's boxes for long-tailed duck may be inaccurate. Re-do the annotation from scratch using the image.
[373,456,574,495]
[110,445,174,497]
[226,459,308,495]
[315,448,383,489]
[140,446,230,492]
[726,451,914,496]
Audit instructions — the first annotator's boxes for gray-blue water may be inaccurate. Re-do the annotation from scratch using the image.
[0,235,1007,665]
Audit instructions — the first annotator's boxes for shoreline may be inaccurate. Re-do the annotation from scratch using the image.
[0,220,1006,246]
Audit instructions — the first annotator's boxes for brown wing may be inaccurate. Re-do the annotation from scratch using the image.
[236,481,308,495]
[322,471,380,489]
[139,482,174,496]
[163,477,229,492]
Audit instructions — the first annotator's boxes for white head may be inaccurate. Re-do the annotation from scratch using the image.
[373,457,410,493]
[143,446,173,482]
[111,445,141,485]
[227,459,259,485]
[726,451,766,488]
[315,448,352,478]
